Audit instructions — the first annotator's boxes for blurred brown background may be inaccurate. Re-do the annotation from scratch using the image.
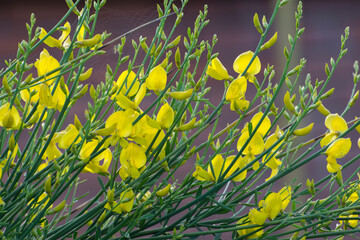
[1,0,360,229]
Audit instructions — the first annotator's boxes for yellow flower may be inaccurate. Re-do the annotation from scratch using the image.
[31,192,51,209]
[39,82,68,111]
[79,138,112,174]
[157,103,174,129]
[143,126,166,150]
[225,76,248,112]
[225,155,247,181]
[263,127,284,181]
[325,138,351,173]
[39,22,71,49]
[119,143,147,180]
[77,25,86,42]
[134,84,147,107]
[193,165,213,181]
[348,191,359,204]
[259,192,282,220]
[236,218,263,239]
[21,84,41,104]
[237,131,265,170]
[264,126,284,150]
[321,113,348,147]
[262,154,281,181]
[0,102,21,130]
[116,70,139,97]
[233,51,261,82]
[105,188,135,214]
[105,110,133,138]
[42,138,62,161]
[226,77,247,101]
[279,186,292,210]
[39,28,62,48]
[126,110,149,142]
[248,187,291,229]
[206,57,230,80]
[193,154,244,182]
[35,49,61,85]
[248,208,267,225]
[340,214,358,228]
[57,124,81,149]
[248,112,271,137]
[251,187,291,224]
[145,65,167,91]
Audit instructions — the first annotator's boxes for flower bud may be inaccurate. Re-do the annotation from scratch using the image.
[349,90,359,107]
[168,88,193,100]
[167,35,181,49]
[154,42,163,57]
[284,46,289,59]
[59,77,68,96]
[320,88,335,100]
[260,32,278,51]
[76,34,101,47]
[290,232,299,240]
[3,76,12,96]
[306,178,315,195]
[160,57,168,69]
[140,38,149,53]
[284,91,298,115]
[73,84,88,99]
[325,63,331,76]
[253,13,263,34]
[107,188,114,206]
[176,118,197,131]
[175,12,183,26]
[24,112,40,128]
[78,68,93,81]
[336,170,343,186]
[45,176,52,195]
[175,47,181,69]
[8,134,16,152]
[65,0,80,16]
[287,65,300,76]
[97,210,107,225]
[293,123,314,136]
[316,101,330,116]
[156,183,171,197]
[157,103,174,129]
[47,200,66,215]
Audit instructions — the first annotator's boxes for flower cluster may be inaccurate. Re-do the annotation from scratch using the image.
[322,114,352,173]
[206,51,261,112]
[237,187,292,238]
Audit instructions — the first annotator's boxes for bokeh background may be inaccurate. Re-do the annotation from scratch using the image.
[1,0,360,237]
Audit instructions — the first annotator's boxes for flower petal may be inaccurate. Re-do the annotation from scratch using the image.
[233,50,261,76]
